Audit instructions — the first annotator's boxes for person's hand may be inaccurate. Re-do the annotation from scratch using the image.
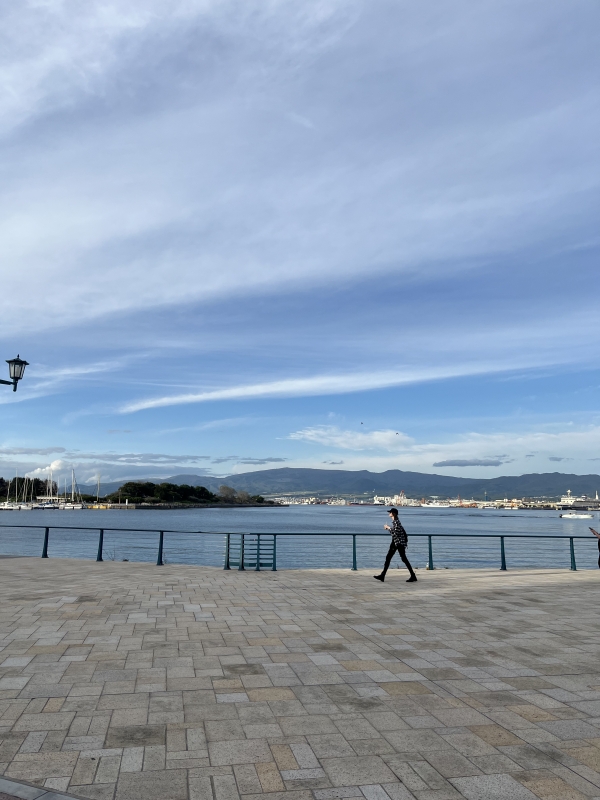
[384,524,390,530]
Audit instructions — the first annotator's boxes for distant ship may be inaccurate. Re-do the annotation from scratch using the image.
[560,512,593,519]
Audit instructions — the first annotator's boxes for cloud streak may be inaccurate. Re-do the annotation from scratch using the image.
[119,359,562,413]
[432,459,509,468]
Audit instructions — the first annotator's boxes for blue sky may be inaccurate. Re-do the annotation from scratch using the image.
[1,0,599,486]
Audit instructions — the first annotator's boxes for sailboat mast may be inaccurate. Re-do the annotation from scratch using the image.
[72,469,75,503]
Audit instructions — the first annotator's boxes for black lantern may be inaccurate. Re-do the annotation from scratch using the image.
[1,355,29,392]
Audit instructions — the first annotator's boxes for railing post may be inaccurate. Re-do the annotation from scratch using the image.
[224,533,231,570]
[96,529,104,562]
[352,534,357,570]
[256,535,261,571]
[239,534,245,570]
[41,527,49,558]
[428,535,434,570]
[570,537,577,571]
[272,535,277,571]
[157,531,164,566]
[500,536,507,571]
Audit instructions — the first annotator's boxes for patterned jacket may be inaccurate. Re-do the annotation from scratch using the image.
[390,518,408,548]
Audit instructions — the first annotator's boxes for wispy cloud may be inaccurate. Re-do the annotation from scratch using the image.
[432,458,510,468]
[237,457,288,466]
[120,362,534,413]
[0,446,66,456]
[211,456,288,465]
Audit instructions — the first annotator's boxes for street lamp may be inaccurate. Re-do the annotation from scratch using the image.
[0,355,29,392]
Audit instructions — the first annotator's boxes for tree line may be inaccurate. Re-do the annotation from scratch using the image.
[0,477,57,502]
[104,482,268,505]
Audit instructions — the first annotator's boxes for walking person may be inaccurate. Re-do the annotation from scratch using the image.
[590,528,600,569]
[374,507,417,583]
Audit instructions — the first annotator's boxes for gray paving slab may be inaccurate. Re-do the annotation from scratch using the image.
[450,774,539,799]
[1,558,600,800]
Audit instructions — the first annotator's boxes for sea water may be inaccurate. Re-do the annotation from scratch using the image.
[0,505,599,571]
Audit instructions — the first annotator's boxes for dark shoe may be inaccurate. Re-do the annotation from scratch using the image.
[373,574,385,582]
[406,576,417,582]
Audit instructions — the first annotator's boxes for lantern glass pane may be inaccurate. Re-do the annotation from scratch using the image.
[7,358,26,380]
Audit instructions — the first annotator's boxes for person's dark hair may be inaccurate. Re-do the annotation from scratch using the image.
[387,507,398,516]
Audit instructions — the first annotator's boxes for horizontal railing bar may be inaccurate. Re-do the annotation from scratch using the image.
[0,524,597,540]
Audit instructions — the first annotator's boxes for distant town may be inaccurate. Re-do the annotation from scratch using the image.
[269,489,600,510]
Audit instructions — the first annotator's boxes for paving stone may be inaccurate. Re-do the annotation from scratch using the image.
[450,774,539,799]
[115,768,188,799]
[13,715,75,732]
[307,733,354,758]
[537,719,600,739]
[321,756,397,786]
[422,751,481,780]
[382,731,452,754]
[104,726,165,748]
[5,752,78,782]
[209,739,273,766]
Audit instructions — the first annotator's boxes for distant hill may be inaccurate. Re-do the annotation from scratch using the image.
[79,468,600,500]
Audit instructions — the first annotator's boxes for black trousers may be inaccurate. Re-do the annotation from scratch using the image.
[381,540,415,577]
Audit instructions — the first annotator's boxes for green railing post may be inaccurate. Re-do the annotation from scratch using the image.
[41,527,49,558]
[352,534,357,570]
[428,535,434,570]
[239,534,245,570]
[96,529,104,562]
[570,537,577,571]
[224,534,231,570]
[256,535,261,571]
[500,536,507,571]
[272,535,277,571]
[157,531,164,566]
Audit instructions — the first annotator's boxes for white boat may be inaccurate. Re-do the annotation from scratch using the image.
[423,502,451,508]
[560,512,593,519]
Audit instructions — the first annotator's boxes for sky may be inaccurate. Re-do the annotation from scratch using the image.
[1,0,600,487]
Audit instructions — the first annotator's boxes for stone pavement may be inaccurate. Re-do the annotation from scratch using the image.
[1,558,600,800]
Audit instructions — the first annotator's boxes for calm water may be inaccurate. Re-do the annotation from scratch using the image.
[0,505,599,571]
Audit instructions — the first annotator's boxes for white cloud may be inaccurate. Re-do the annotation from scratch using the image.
[289,426,413,450]
[25,459,69,478]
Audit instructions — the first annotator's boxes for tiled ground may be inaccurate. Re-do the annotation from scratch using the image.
[1,558,600,800]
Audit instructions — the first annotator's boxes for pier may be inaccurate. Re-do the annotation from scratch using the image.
[1,558,600,800]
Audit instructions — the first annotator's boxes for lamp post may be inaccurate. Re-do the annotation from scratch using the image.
[0,355,29,392]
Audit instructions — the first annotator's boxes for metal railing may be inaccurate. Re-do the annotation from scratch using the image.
[0,524,598,572]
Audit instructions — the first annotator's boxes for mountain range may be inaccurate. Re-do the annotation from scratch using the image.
[83,468,600,500]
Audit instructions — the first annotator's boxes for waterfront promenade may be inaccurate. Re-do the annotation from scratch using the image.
[1,559,600,800]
